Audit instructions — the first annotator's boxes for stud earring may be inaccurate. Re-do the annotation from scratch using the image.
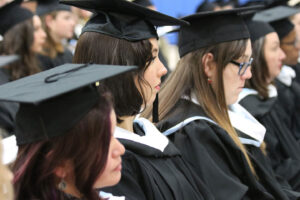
[58,178,67,191]
[207,78,212,84]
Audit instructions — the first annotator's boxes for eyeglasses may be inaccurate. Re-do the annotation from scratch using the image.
[230,57,253,76]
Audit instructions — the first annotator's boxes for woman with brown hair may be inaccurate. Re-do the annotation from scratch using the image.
[150,7,292,200]
[0,63,132,200]
[36,0,75,70]
[0,0,46,135]
[238,8,300,192]
[65,0,214,199]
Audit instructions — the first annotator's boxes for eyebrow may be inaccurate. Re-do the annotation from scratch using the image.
[241,54,252,61]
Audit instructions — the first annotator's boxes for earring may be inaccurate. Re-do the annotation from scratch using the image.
[58,178,67,191]
[207,78,212,84]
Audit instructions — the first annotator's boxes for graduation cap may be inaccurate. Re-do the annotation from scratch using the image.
[178,6,259,58]
[242,9,275,42]
[0,63,137,145]
[36,0,71,16]
[60,0,189,41]
[131,0,153,7]
[0,55,20,68]
[196,0,219,13]
[253,6,299,39]
[0,0,34,35]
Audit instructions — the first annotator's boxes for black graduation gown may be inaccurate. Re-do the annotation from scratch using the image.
[239,92,300,191]
[0,68,18,135]
[38,48,73,70]
[157,99,275,200]
[103,118,213,200]
[275,78,300,141]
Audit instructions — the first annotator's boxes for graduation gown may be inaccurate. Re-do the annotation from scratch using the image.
[103,118,213,200]
[38,48,73,70]
[0,68,18,135]
[275,65,300,141]
[229,103,300,200]
[157,98,275,200]
[238,87,300,191]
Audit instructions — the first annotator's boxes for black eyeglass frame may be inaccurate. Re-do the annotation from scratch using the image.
[230,57,253,76]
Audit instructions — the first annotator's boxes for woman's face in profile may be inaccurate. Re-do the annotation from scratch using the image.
[93,109,125,189]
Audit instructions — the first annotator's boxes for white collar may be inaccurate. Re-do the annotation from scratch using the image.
[228,103,266,147]
[268,84,277,98]
[277,65,296,86]
[99,191,125,200]
[1,135,18,165]
[237,85,277,103]
[114,118,169,152]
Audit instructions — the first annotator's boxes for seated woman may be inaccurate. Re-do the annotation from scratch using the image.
[0,1,46,135]
[238,9,300,192]
[0,63,133,199]
[36,0,75,69]
[65,0,214,199]
[150,7,291,200]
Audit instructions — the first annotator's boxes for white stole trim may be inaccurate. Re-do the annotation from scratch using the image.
[277,65,296,86]
[228,103,266,147]
[99,191,125,200]
[114,118,169,152]
[2,135,18,164]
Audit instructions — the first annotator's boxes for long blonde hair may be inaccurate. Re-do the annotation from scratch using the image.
[144,39,256,174]
[0,136,14,200]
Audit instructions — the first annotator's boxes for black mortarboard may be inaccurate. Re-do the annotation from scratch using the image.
[242,9,275,42]
[196,1,219,13]
[253,6,299,39]
[0,63,137,145]
[60,0,189,41]
[131,0,153,7]
[0,0,34,36]
[36,0,71,16]
[0,55,19,68]
[178,7,258,58]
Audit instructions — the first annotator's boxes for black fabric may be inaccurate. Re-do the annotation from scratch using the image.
[36,0,71,16]
[0,68,18,135]
[246,19,275,43]
[239,94,300,191]
[157,99,275,200]
[38,48,73,70]
[60,0,189,41]
[0,0,33,35]
[295,63,300,85]
[178,6,256,57]
[236,129,300,199]
[103,122,214,200]
[132,0,153,7]
[275,78,300,141]
[270,19,294,39]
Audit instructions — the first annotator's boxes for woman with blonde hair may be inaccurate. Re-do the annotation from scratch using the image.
[150,8,293,200]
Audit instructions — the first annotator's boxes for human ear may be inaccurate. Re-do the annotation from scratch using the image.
[202,52,216,78]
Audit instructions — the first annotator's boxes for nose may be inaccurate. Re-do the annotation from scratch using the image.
[112,137,125,158]
[241,66,252,80]
[158,58,168,77]
[279,47,286,61]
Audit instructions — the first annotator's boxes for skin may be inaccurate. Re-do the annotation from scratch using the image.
[280,29,300,66]
[31,15,46,53]
[46,11,76,41]
[55,110,125,198]
[264,32,286,83]
[291,13,300,43]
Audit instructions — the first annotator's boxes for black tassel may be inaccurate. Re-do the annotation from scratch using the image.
[152,93,159,123]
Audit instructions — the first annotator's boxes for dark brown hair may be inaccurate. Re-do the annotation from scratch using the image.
[0,18,41,80]
[13,92,113,200]
[73,32,153,121]
[245,37,270,99]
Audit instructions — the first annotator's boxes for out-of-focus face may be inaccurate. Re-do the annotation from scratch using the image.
[135,38,167,107]
[48,11,75,40]
[264,32,286,82]
[223,39,253,105]
[280,29,300,66]
[291,13,300,42]
[31,15,46,53]
[93,110,125,189]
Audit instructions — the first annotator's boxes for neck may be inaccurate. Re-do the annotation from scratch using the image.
[118,115,136,132]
